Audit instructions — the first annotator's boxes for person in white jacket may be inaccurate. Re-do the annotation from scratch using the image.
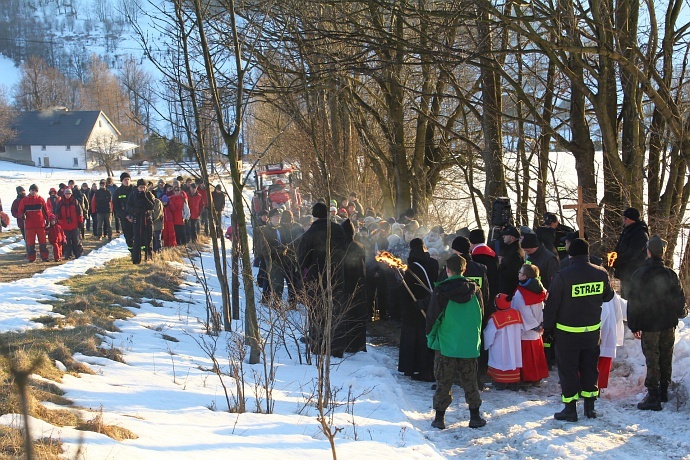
[484,293,523,390]
[512,264,550,385]
[598,291,625,389]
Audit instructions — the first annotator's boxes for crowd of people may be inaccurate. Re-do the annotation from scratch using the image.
[256,198,687,430]
[10,173,227,264]
[7,177,687,431]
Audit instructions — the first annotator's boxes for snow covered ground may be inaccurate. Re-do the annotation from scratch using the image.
[1,162,690,459]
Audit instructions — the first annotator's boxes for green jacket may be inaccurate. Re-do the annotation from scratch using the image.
[426,275,483,358]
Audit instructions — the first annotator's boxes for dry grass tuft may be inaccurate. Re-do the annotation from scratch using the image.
[0,425,63,459]
[77,411,138,441]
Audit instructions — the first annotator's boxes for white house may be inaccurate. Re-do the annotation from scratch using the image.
[0,109,138,169]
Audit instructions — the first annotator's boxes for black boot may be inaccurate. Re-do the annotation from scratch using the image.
[583,397,597,419]
[660,384,669,403]
[469,407,487,428]
[554,401,578,422]
[637,388,662,411]
[431,410,445,429]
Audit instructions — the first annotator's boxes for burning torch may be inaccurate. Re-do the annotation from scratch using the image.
[375,251,432,317]
[606,251,618,268]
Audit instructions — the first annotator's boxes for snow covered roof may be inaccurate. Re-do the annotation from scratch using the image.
[5,109,109,146]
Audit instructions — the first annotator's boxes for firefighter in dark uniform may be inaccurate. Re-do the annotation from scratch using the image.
[114,172,135,251]
[544,238,613,422]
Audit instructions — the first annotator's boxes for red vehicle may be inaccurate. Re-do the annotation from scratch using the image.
[251,163,302,216]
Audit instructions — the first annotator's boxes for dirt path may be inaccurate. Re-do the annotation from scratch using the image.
[0,229,114,283]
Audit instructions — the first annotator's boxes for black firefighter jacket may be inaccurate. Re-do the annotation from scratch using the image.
[627,258,687,333]
[613,220,649,281]
[544,255,614,349]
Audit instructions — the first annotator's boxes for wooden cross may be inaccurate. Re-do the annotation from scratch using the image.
[563,186,597,238]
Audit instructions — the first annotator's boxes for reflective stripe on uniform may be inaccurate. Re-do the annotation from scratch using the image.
[562,394,579,403]
[580,390,599,398]
[556,322,601,333]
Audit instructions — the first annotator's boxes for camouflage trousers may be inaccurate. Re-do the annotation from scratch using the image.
[433,351,482,412]
[641,328,675,390]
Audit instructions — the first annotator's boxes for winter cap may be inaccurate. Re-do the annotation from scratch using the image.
[521,233,541,249]
[567,238,589,257]
[495,293,512,311]
[99,179,106,185]
[468,229,485,244]
[430,225,445,234]
[543,212,558,225]
[456,227,470,238]
[563,231,580,243]
[647,235,667,258]
[137,179,146,187]
[330,206,337,213]
[190,183,197,188]
[342,218,355,240]
[409,237,424,251]
[451,236,470,255]
[312,202,328,219]
[120,172,131,181]
[158,179,165,184]
[63,188,72,195]
[268,208,281,218]
[623,207,640,222]
[29,184,38,192]
[82,182,89,187]
[520,225,535,235]
[337,208,348,217]
[49,187,57,194]
[445,254,466,274]
[364,216,376,226]
[16,186,25,193]
[501,225,521,238]
[161,195,169,204]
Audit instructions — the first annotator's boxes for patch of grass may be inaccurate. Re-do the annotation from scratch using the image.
[0,425,63,459]
[76,409,138,441]
[0,252,184,450]
[161,334,179,343]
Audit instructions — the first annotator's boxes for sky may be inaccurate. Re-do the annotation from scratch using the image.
[1,163,690,459]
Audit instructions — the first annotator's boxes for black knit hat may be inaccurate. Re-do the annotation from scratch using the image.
[312,202,328,219]
[568,238,589,257]
[16,186,25,193]
[409,237,424,251]
[521,233,540,249]
[468,229,485,244]
[29,184,38,192]
[623,207,640,221]
[120,172,131,181]
[136,178,146,186]
[501,225,521,238]
[451,236,470,255]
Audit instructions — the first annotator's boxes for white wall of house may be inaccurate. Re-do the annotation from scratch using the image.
[31,145,88,169]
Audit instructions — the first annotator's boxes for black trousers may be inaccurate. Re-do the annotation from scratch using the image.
[556,344,600,402]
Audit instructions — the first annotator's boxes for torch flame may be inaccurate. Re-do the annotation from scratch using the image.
[607,252,618,267]
[375,251,408,271]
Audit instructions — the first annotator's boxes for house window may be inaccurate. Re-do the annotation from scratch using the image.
[66,145,71,151]
[73,157,79,166]
[41,145,46,151]
[16,145,22,150]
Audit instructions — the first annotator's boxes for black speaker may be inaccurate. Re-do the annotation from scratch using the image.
[491,197,512,227]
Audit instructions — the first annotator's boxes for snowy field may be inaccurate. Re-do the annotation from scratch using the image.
[0,162,690,458]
